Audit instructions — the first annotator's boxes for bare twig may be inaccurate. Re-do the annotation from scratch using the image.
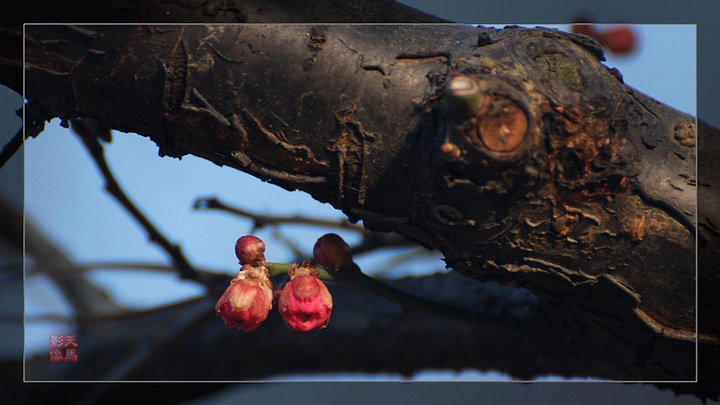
[370,246,442,277]
[193,196,420,255]
[21,261,226,278]
[270,228,307,261]
[3,102,50,169]
[16,296,207,324]
[266,261,537,335]
[194,196,361,231]
[0,128,22,169]
[23,254,533,336]
[76,298,215,404]
[75,132,205,285]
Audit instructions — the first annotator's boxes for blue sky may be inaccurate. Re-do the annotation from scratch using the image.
[19,24,696,382]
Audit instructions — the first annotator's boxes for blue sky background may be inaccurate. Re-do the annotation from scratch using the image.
[17,24,696,387]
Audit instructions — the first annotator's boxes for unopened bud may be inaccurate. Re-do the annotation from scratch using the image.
[235,235,266,265]
[597,26,636,55]
[313,233,352,270]
[276,260,333,331]
[215,265,272,331]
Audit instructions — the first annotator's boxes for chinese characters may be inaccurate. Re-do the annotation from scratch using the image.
[48,334,78,363]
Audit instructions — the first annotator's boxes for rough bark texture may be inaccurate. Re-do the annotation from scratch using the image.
[17,24,705,380]
[1,0,718,401]
[0,0,442,97]
[0,0,444,24]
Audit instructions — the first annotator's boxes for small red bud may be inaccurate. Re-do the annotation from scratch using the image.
[313,233,352,270]
[276,260,333,331]
[597,27,636,55]
[571,24,597,38]
[235,235,266,265]
[215,265,272,331]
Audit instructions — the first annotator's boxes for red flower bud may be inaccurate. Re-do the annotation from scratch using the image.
[571,24,597,38]
[597,27,636,55]
[313,233,352,270]
[276,260,333,331]
[235,235,266,265]
[215,265,272,331]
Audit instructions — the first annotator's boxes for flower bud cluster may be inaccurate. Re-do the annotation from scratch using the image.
[217,234,348,332]
[216,237,273,331]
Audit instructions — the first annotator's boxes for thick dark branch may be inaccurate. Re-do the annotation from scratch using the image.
[22,271,691,384]
[17,23,713,392]
[1,0,444,25]
[0,1,445,93]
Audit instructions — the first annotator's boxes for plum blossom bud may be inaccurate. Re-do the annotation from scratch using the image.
[597,26,636,55]
[215,265,272,331]
[276,259,333,331]
[235,235,266,265]
[313,233,352,270]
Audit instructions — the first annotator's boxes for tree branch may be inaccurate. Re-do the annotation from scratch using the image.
[22,270,691,383]
[193,196,418,254]
[74,129,208,284]
[18,23,705,384]
[194,196,363,231]
[267,261,536,334]
[0,128,21,170]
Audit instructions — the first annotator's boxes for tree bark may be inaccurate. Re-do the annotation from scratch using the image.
[0,0,443,96]
[3,1,720,395]
[16,23,706,380]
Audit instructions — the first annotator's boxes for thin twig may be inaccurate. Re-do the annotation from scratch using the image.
[266,262,537,335]
[194,196,361,231]
[22,261,227,278]
[6,102,52,170]
[0,128,22,169]
[23,261,232,294]
[17,296,208,324]
[370,246,440,277]
[76,133,204,284]
[194,196,420,255]
[77,298,215,404]
[270,228,307,261]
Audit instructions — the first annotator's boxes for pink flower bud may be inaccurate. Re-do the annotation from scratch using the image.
[235,235,266,265]
[597,27,636,55]
[215,265,272,331]
[276,260,333,331]
[313,233,352,270]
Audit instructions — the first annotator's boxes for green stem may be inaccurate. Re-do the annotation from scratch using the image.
[267,262,536,335]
